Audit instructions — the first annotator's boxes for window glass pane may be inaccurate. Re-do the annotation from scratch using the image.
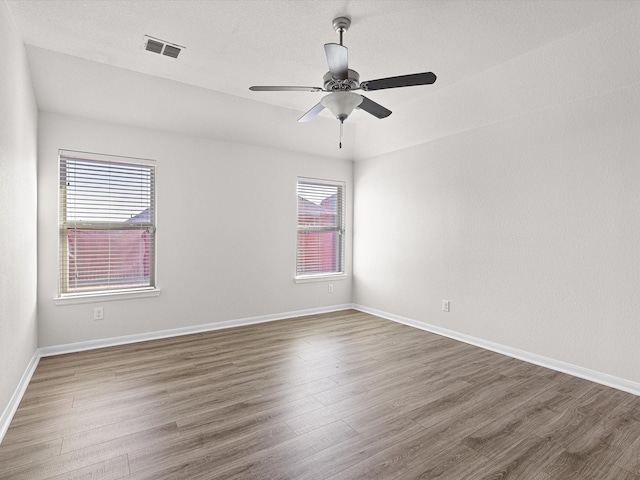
[64,159,153,223]
[297,231,341,275]
[66,229,152,291]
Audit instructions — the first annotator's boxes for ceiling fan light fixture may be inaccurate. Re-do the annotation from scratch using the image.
[321,92,362,122]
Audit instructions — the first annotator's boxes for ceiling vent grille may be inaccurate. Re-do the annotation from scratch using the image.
[143,35,184,59]
[145,38,164,54]
[162,45,181,59]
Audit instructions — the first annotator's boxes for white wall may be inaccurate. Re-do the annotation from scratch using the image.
[38,113,352,347]
[0,0,38,420]
[354,67,640,383]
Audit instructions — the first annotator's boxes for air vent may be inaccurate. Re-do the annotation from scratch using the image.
[162,45,181,59]
[145,38,163,54]
[143,35,184,59]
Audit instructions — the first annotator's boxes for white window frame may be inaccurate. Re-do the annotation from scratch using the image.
[295,177,346,281]
[57,150,158,302]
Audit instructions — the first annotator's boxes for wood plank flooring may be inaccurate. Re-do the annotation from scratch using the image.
[1,310,639,479]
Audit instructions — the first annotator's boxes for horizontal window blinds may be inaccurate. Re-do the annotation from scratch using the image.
[297,179,345,277]
[59,151,156,295]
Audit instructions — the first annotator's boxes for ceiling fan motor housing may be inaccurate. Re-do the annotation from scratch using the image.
[323,70,360,91]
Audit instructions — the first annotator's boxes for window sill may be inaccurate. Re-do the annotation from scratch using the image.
[54,288,161,305]
[294,273,348,284]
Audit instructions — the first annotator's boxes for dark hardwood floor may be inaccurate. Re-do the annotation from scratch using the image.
[1,310,639,479]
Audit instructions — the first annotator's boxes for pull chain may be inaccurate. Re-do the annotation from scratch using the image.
[339,120,343,149]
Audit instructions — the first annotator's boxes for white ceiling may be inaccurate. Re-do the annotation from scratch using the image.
[7,0,639,160]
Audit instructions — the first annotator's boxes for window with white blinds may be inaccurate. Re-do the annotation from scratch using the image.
[59,150,156,296]
[296,178,345,278]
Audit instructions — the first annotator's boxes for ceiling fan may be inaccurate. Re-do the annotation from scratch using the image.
[249,16,437,147]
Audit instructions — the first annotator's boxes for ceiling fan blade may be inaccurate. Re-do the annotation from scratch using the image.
[360,72,437,91]
[356,95,392,119]
[249,86,323,92]
[298,102,326,122]
[324,43,348,80]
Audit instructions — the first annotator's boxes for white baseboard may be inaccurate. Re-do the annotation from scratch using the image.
[0,350,41,444]
[39,304,354,357]
[353,304,640,397]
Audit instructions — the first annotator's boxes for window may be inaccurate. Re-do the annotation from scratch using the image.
[59,150,156,297]
[296,178,345,278]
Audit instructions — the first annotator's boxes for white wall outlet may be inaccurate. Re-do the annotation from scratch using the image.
[442,300,450,312]
[328,284,334,293]
[93,307,104,320]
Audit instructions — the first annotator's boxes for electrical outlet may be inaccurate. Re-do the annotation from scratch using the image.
[442,300,450,312]
[93,307,104,320]
[328,284,334,293]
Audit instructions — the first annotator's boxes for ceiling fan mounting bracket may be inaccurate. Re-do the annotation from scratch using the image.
[332,17,351,34]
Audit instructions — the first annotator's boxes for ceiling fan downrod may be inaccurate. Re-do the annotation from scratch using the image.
[332,17,351,46]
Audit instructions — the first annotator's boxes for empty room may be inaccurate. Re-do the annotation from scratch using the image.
[1,0,639,478]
